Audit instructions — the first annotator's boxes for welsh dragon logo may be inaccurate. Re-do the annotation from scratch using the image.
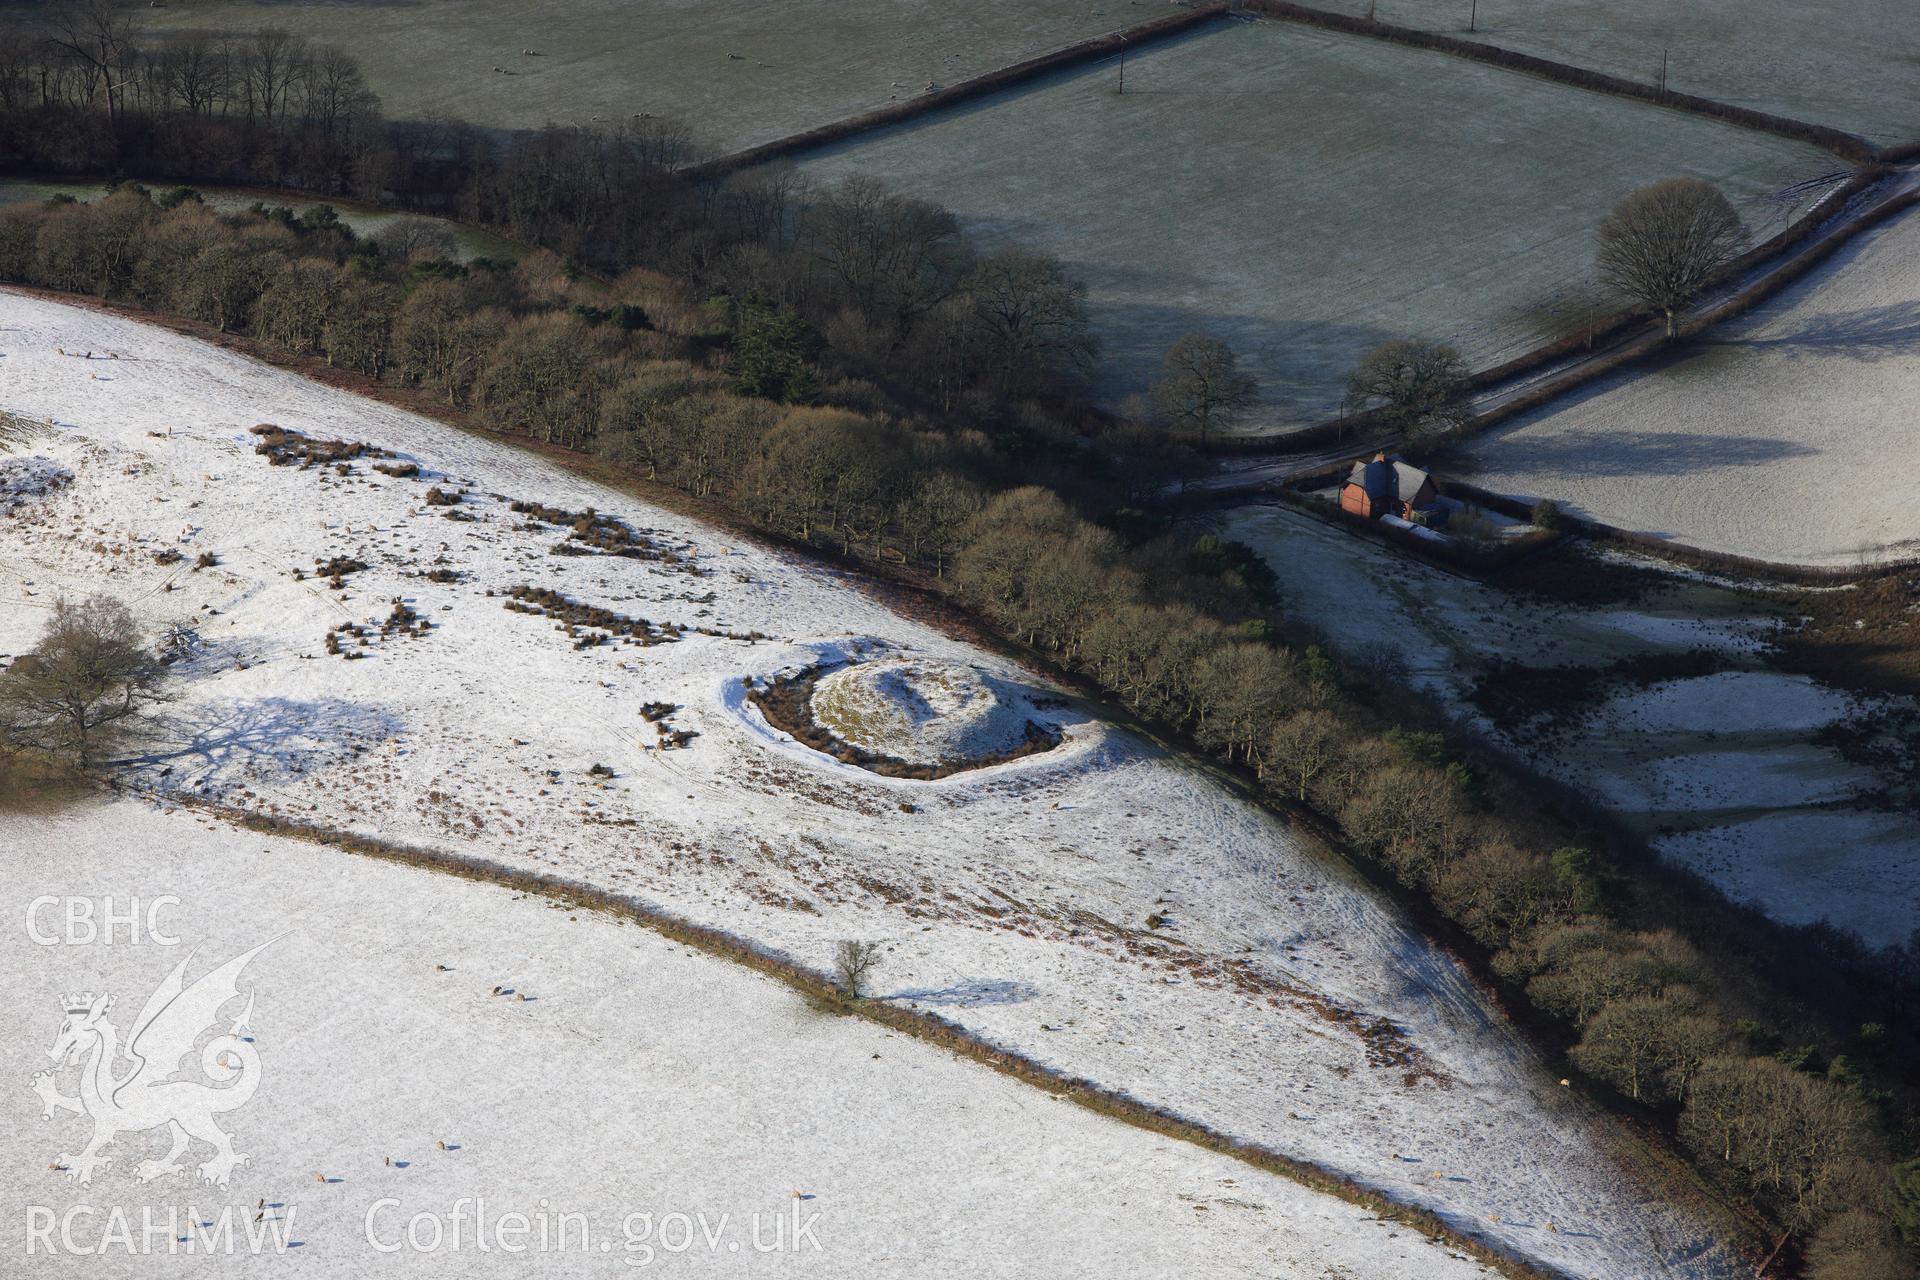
[33,941,274,1188]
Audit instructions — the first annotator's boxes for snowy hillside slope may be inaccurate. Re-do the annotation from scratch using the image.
[0,293,1737,1278]
[2,799,1496,1278]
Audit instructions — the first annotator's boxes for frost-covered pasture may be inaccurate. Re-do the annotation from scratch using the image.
[138,0,1141,154]
[0,293,1739,1279]
[1,800,1497,1279]
[795,19,1838,432]
[1453,207,1920,566]
[1220,502,1920,948]
[1317,0,1920,145]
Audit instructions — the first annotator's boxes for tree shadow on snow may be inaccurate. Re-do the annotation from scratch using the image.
[882,979,1041,1008]
[1463,429,1820,480]
[111,697,403,789]
[1730,300,1920,362]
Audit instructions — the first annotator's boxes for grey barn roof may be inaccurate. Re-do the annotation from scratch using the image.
[1346,458,1432,504]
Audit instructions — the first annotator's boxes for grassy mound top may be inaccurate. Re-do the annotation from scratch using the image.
[810,658,1037,767]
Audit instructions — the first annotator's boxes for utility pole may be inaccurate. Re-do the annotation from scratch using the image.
[1469,0,1477,33]
[1658,47,1668,95]
[1118,46,1126,96]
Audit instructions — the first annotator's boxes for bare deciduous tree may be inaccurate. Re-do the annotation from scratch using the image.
[1804,1209,1909,1280]
[721,167,812,252]
[1596,177,1747,338]
[44,0,140,130]
[1262,708,1343,803]
[1342,338,1472,442]
[833,939,883,998]
[896,469,986,577]
[374,216,457,262]
[245,28,309,124]
[1679,1054,1884,1230]
[597,361,725,480]
[253,257,342,355]
[960,248,1095,395]
[1149,334,1258,448]
[303,43,375,142]
[157,32,228,118]
[803,175,966,332]
[0,596,169,769]
[1568,988,1725,1103]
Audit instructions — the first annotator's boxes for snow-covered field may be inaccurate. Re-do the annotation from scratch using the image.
[1220,502,1920,948]
[0,292,1738,1277]
[3,799,1494,1278]
[1316,0,1920,145]
[1454,206,1920,566]
[797,18,1838,431]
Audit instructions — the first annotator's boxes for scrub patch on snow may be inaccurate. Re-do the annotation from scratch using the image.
[0,456,72,513]
[751,657,1062,778]
[506,497,693,564]
[249,422,396,469]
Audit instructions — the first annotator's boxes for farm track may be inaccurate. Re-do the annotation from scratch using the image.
[1194,161,1920,497]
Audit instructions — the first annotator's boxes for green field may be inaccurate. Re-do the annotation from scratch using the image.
[142,0,1143,154]
[797,19,1838,430]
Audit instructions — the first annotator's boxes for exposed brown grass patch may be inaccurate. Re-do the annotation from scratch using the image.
[1773,572,1920,696]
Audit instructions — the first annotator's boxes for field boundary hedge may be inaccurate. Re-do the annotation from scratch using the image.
[133,792,1560,1280]
[1238,1,1877,162]
[1437,174,1911,439]
[683,4,1231,182]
